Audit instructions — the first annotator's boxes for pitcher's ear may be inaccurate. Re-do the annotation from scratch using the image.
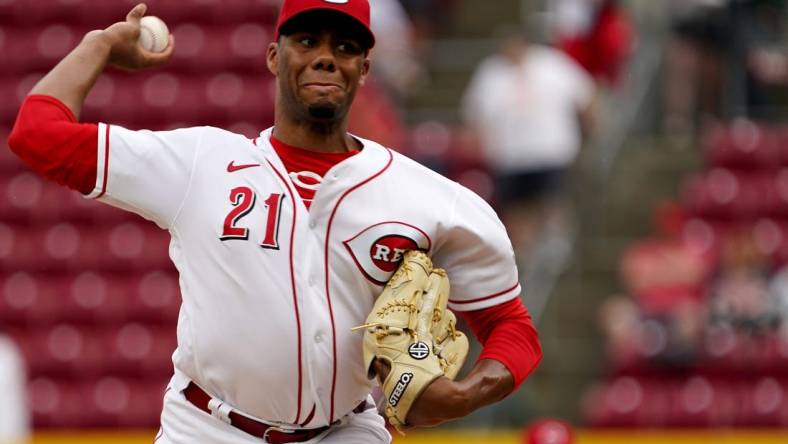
[266,42,279,76]
[359,58,370,86]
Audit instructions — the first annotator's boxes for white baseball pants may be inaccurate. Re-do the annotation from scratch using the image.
[153,373,391,444]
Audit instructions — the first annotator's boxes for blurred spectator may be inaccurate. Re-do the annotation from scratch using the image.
[664,0,788,136]
[663,0,731,137]
[398,0,458,49]
[740,0,788,120]
[368,0,425,98]
[749,48,788,86]
[620,202,713,310]
[0,334,29,444]
[606,203,714,369]
[598,296,642,369]
[768,262,788,330]
[551,0,636,86]
[709,229,776,331]
[462,28,596,262]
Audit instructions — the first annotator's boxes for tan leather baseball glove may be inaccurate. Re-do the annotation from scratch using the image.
[353,250,469,432]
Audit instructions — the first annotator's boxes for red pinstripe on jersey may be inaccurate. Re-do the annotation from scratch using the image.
[266,158,305,424]
[324,148,393,422]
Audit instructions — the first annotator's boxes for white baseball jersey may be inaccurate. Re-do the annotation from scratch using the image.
[85,124,521,428]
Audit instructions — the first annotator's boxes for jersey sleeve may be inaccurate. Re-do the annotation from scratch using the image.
[433,184,522,311]
[86,123,206,229]
[460,298,542,391]
[8,95,100,194]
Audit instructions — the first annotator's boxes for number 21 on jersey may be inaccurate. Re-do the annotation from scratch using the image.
[220,186,284,249]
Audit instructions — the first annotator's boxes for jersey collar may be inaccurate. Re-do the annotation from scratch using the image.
[256,127,391,189]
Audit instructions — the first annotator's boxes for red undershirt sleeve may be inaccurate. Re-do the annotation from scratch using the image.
[458,297,543,392]
[7,94,99,194]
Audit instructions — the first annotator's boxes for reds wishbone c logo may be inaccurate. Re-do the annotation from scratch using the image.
[344,222,431,285]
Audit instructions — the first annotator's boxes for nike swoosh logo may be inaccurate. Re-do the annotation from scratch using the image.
[227,161,261,173]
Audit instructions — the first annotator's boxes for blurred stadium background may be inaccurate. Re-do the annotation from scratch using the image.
[1,0,787,443]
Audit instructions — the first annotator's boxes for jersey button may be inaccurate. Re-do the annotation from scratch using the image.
[309,221,316,229]
[308,277,316,286]
[314,333,323,343]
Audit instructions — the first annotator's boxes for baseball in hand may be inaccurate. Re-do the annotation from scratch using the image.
[138,16,170,53]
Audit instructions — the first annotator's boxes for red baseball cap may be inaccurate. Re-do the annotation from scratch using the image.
[275,0,375,49]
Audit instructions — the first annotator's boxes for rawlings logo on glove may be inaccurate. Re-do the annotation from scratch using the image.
[353,250,469,432]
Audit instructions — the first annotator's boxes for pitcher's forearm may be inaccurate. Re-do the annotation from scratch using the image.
[30,32,113,120]
[455,359,514,412]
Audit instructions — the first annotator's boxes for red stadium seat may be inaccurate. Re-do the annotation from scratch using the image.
[62,271,131,324]
[683,169,770,221]
[60,270,180,324]
[0,25,93,75]
[583,378,645,427]
[779,126,788,166]
[169,23,271,74]
[667,377,737,427]
[764,169,788,219]
[0,0,275,27]
[0,127,25,173]
[5,324,104,376]
[679,217,737,259]
[698,326,748,375]
[737,378,785,426]
[102,323,176,376]
[0,172,44,222]
[0,272,64,325]
[1,222,172,271]
[698,328,779,376]
[84,377,167,427]
[0,174,105,224]
[125,380,168,427]
[0,223,46,271]
[143,0,279,26]
[704,120,781,171]
[0,81,21,123]
[28,377,167,428]
[0,273,40,324]
[591,377,673,427]
[40,223,87,268]
[28,377,86,428]
[0,1,122,27]
[82,73,274,127]
[127,270,181,322]
[0,272,152,325]
[749,219,788,266]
